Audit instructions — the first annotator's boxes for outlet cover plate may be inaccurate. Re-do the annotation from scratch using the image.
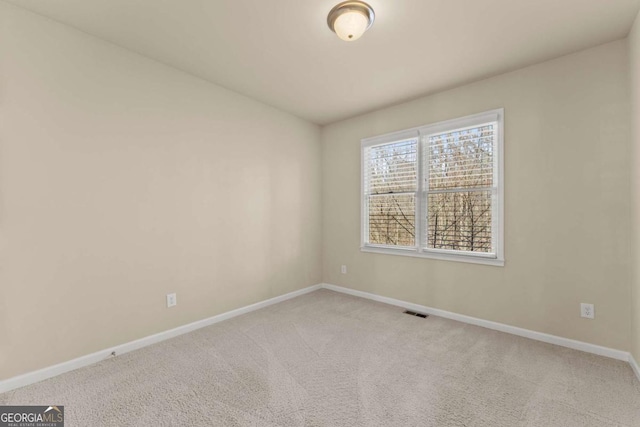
[580,303,594,319]
[167,293,177,308]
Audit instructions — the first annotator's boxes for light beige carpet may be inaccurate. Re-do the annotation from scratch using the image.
[1,289,639,426]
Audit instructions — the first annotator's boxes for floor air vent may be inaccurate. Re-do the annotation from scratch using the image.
[404,310,428,318]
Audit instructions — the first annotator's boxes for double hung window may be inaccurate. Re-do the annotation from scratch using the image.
[361,109,504,266]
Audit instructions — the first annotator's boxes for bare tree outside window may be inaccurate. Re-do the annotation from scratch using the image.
[365,139,417,246]
[427,124,494,253]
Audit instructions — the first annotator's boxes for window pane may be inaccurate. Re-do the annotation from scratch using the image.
[428,124,494,190]
[366,139,417,195]
[368,194,415,246]
[427,191,492,253]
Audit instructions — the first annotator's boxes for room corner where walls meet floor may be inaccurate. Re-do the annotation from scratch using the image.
[1,283,638,394]
[1,287,639,427]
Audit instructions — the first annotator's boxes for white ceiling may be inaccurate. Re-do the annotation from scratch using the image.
[8,0,640,124]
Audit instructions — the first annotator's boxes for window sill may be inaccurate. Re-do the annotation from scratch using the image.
[360,245,505,267]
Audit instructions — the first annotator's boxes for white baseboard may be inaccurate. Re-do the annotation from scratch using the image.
[321,283,630,362]
[631,354,640,383]
[0,284,322,394]
[1,282,634,394]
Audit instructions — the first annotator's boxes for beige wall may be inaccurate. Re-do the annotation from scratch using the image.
[0,3,322,379]
[0,0,636,382]
[630,10,640,362]
[322,41,631,351]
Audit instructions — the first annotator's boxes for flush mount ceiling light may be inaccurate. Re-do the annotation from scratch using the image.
[327,1,375,42]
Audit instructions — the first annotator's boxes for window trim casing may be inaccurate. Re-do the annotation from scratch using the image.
[360,109,504,266]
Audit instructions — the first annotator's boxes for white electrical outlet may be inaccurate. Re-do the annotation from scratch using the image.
[167,293,177,308]
[580,303,594,319]
[341,265,347,274]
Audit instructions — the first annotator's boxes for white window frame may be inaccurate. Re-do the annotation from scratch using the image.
[361,109,504,266]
